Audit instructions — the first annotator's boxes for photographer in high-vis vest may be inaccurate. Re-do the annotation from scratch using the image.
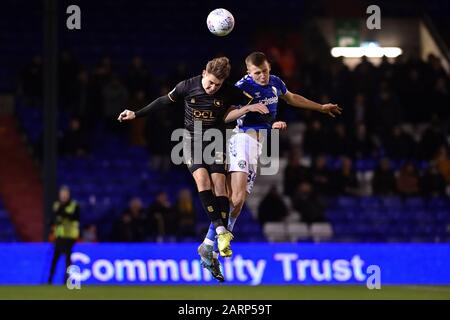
[47,185,80,285]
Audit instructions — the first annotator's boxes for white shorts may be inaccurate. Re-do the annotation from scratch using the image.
[228,132,263,194]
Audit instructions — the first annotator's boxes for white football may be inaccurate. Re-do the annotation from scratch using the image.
[206,8,235,36]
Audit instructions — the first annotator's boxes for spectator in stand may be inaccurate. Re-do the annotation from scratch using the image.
[303,120,329,157]
[257,185,288,225]
[418,117,447,161]
[350,93,368,131]
[421,163,447,197]
[430,77,449,121]
[59,117,89,157]
[175,188,197,239]
[353,122,377,159]
[310,154,333,196]
[329,123,353,157]
[396,162,420,197]
[383,126,416,160]
[435,145,450,184]
[126,55,153,96]
[148,191,177,242]
[373,81,403,139]
[81,224,98,243]
[19,55,43,105]
[102,74,129,131]
[353,56,376,97]
[333,156,359,196]
[283,149,311,198]
[111,197,147,242]
[292,182,326,224]
[372,158,397,195]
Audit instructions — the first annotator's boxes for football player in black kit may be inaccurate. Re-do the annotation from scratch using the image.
[118,57,267,281]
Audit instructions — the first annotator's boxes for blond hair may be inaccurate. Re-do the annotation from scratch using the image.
[205,56,231,80]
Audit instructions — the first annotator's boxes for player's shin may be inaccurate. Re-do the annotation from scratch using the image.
[228,215,238,232]
[198,190,226,234]
[216,196,230,229]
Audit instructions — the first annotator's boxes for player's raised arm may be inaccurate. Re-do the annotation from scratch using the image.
[223,103,269,123]
[281,90,342,118]
[118,80,187,122]
[117,95,174,122]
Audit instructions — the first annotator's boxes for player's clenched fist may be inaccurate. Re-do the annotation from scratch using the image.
[272,121,287,130]
[118,109,136,122]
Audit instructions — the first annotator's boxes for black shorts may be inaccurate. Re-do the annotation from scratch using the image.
[183,133,227,175]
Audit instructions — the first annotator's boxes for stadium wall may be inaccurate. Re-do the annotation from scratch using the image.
[0,243,449,285]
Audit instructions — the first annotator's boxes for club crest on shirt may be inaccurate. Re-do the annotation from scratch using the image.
[238,160,247,169]
[213,99,223,107]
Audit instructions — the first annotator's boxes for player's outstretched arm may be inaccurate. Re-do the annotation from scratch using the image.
[281,91,342,118]
[118,95,174,122]
[223,103,269,123]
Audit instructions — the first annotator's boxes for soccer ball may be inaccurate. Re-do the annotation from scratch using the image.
[206,8,235,36]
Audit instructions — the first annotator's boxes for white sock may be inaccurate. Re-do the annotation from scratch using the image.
[216,226,226,234]
[203,238,214,246]
[228,216,237,232]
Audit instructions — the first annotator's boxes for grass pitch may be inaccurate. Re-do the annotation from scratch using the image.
[0,285,449,300]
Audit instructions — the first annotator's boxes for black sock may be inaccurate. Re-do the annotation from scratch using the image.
[216,196,230,230]
[198,190,223,229]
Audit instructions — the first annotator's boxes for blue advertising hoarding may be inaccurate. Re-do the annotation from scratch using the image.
[0,243,449,285]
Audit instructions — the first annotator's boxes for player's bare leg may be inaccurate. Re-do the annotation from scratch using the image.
[228,171,249,230]
[210,170,248,258]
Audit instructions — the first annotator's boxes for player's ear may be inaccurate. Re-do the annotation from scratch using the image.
[202,70,206,77]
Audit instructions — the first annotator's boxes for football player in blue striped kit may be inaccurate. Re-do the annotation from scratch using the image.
[198,52,342,281]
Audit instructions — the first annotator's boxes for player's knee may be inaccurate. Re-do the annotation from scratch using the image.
[195,177,211,191]
[214,185,227,196]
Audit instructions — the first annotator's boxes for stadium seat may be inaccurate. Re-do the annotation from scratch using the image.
[381,197,402,209]
[428,197,446,210]
[336,196,358,208]
[286,222,310,242]
[405,197,425,209]
[310,222,334,242]
[263,222,288,242]
[359,196,380,208]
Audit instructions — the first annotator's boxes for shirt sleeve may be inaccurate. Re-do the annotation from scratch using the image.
[168,80,188,102]
[228,85,253,108]
[273,75,288,95]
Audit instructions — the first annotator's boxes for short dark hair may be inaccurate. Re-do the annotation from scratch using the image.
[205,57,231,80]
[245,52,269,67]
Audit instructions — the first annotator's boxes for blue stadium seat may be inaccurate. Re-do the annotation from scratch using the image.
[405,197,425,209]
[428,197,446,210]
[359,196,381,209]
[336,196,358,208]
[381,197,402,209]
